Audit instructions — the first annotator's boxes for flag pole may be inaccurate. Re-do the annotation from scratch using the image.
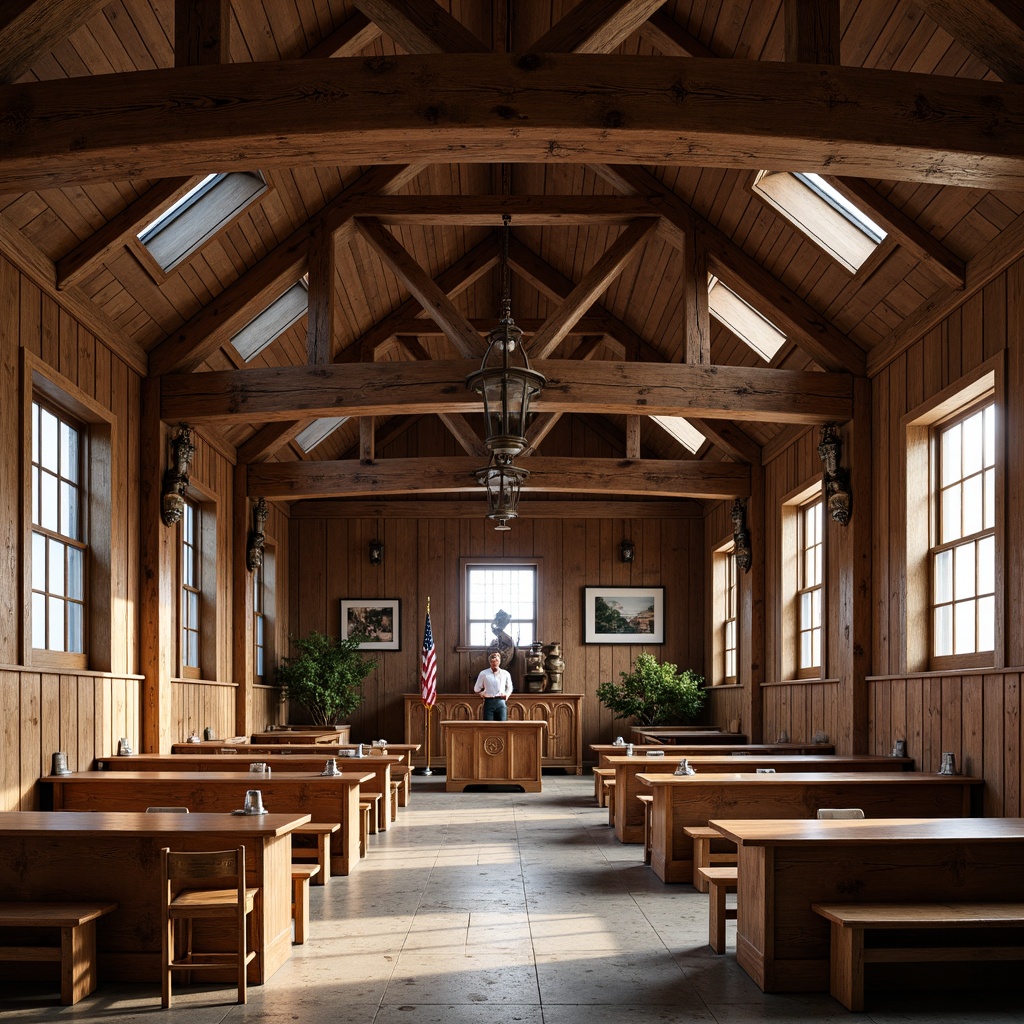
[416,596,435,776]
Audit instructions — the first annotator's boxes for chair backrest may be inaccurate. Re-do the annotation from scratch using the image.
[816,808,865,819]
[162,846,246,889]
[146,806,190,813]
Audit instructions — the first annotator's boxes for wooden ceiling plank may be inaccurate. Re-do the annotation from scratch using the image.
[354,216,486,358]
[147,163,421,376]
[160,358,853,425]
[247,454,751,501]
[783,0,840,64]
[352,0,487,53]
[599,162,868,375]
[529,218,657,359]
[175,0,229,66]
[914,0,1024,83]
[0,0,110,83]
[4,58,1024,191]
[532,0,670,54]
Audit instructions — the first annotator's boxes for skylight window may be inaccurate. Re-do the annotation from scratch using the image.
[137,171,267,272]
[230,279,309,362]
[708,276,786,362]
[751,170,887,273]
[651,416,705,454]
[294,417,347,453]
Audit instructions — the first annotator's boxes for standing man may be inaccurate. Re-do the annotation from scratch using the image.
[474,651,513,720]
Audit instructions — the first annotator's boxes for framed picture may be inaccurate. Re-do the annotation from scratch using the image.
[340,599,401,650]
[583,586,664,644]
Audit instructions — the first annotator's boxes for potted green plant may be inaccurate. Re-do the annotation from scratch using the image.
[596,651,706,727]
[275,630,378,727]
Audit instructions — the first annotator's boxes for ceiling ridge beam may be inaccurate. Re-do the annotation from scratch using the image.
[4,58,1024,192]
[352,0,487,53]
[289,498,703,518]
[247,454,751,501]
[532,0,670,53]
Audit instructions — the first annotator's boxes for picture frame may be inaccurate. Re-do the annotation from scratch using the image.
[583,586,664,644]
[340,599,401,650]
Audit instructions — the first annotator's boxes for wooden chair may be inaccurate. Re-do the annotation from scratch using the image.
[160,846,257,1008]
[816,808,865,819]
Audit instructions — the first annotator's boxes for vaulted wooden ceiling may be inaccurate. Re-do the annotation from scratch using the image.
[2,0,1023,510]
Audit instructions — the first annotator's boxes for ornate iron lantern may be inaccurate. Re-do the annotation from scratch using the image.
[475,454,529,531]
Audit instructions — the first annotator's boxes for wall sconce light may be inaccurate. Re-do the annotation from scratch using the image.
[620,539,635,563]
[160,424,195,526]
[246,497,269,572]
[368,540,383,564]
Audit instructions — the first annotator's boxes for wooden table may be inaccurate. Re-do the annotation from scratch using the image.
[710,817,1024,994]
[638,772,984,883]
[43,771,371,876]
[609,755,914,843]
[96,753,400,832]
[589,742,837,766]
[441,720,548,792]
[249,727,351,744]
[0,810,308,986]
[634,728,747,744]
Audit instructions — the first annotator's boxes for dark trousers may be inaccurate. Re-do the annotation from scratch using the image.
[482,697,508,721]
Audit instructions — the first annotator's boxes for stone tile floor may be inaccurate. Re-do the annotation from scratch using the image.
[3,772,1021,1022]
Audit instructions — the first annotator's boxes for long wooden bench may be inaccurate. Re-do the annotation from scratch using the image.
[593,767,613,805]
[0,900,118,1005]
[684,825,737,893]
[637,794,653,865]
[291,821,339,885]
[812,901,1024,1011]
[697,867,737,954]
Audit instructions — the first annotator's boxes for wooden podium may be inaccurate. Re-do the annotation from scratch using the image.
[441,720,548,792]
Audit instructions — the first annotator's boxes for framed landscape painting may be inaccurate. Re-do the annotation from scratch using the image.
[340,599,401,650]
[584,587,664,644]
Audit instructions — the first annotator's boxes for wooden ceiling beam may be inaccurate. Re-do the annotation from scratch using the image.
[532,0,670,53]
[247,454,751,501]
[598,163,867,375]
[683,221,711,365]
[636,9,716,57]
[353,195,659,224]
[393,314,615,336]
[305,11,382,58]
[307,223,335,364]
[147,163,421,376]
[0,0,109,84]
[354,217,486,358]
[352,0,487,53]
[4,57,1024,192]
[914,0,1024,84]
[783,0,840,65]
[160,358,853,425]
[530,218,657,359]
[289,498,701,519]
[175,0,229,66]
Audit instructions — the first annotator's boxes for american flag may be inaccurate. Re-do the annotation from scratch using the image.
[420,608,437,709]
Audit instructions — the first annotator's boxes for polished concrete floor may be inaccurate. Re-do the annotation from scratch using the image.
[4,772,1022,1022]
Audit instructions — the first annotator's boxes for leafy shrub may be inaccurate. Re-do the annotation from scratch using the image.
[596,651,706,726]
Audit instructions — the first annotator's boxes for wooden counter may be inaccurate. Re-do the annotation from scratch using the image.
[608,755,914,843]
[441,720,548,792]
[405,693,581,773]
[638,771,984,883]
[0,810,308,986]
[249,727,351,744]
[711,817,1024,994]
[95,753,399,831]
[43,770,370,876]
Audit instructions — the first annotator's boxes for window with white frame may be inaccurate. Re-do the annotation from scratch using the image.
[31,400,86,656]
[932,401,995,661]
[796,498,824,675]
[253,543,276,683]
[254,562,266,680]
[463,562,538,647]
[181,499,201,673]
[752,170,887,273]
[712,541,738,685]
[137,171,267,273]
